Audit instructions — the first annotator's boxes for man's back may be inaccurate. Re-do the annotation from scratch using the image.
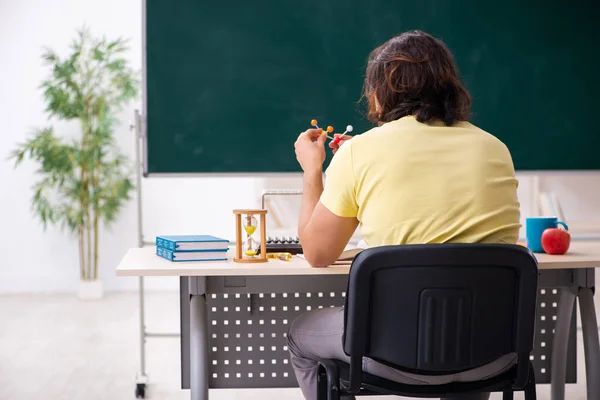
[320,115,521,246]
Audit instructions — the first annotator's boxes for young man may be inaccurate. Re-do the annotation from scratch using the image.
[289,30,521,400]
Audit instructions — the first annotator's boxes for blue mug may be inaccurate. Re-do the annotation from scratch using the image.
[526,217,569,253]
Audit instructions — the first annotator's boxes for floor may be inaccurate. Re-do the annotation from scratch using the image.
[0,291,592,400]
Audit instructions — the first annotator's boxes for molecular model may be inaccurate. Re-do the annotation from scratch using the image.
[310,119,353,144]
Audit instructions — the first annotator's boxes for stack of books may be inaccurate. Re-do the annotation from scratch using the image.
[155,235,230,262]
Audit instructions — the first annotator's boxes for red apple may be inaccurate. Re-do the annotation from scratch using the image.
[541,228,571,255]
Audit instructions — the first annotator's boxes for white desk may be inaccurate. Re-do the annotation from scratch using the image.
[117,242,600,400]
[117,242,600,276]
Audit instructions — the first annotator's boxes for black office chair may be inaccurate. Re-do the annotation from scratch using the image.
[317,244,538,400]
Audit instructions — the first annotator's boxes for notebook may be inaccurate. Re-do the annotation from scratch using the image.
[156,247,228,262]
[297,248,363,265]
[156,235,229,251]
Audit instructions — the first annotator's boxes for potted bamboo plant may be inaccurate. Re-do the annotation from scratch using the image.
[9,27,139,299]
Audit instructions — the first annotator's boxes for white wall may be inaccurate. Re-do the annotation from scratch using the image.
[1,0,599,294]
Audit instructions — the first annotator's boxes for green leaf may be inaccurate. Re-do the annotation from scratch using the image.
[106,59,126,72]
[41,47,58,64]
[93,48,105,61]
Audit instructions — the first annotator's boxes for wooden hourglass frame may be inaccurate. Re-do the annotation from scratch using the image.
[233,209,267,263]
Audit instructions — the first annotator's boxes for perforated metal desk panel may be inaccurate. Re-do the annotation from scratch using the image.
[179,273,577,389]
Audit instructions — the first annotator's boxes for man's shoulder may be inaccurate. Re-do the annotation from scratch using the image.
[350,121,403,143]
[461,122,511,153]
[343,125,380,149]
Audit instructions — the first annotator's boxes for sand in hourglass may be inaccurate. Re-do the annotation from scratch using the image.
[243,215,258,256]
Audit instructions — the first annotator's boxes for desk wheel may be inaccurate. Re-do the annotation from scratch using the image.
[135,374,148,399]
[135,383,146,398]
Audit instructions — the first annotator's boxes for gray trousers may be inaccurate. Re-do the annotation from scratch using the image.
[287,307,517,400]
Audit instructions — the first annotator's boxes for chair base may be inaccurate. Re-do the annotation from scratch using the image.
[317,360,537,400]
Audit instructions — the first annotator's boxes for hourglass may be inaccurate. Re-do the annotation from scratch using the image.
[233,209,267,263]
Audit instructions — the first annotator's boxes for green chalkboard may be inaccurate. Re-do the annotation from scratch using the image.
[145,0,600,174]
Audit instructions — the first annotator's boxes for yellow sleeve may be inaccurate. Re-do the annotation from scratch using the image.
[319,142,358,217]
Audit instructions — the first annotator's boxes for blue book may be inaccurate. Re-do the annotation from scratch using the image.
[156,235,229,252]
[156,247,228,262]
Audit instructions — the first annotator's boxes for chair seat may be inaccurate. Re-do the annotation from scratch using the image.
[331,360,528,398]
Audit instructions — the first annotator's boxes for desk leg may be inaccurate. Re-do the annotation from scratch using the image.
[551,289,576,400]
[578,288,600,400]
[190,294,209,400]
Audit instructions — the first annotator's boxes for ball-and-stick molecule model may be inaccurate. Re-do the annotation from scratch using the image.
[332,125,353,145]
[310,119,334,138]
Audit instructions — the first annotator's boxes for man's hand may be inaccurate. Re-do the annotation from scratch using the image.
[294,128,327,173]
[329,134,353,154]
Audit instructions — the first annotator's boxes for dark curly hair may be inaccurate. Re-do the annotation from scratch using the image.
[363,30,471,126]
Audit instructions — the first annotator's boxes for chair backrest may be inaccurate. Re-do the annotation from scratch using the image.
[343,244,538,378]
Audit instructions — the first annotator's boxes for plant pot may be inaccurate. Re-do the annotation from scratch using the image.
[78,279,104,300]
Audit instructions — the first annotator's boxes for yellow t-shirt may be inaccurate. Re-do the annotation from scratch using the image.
[320,115,521,246]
